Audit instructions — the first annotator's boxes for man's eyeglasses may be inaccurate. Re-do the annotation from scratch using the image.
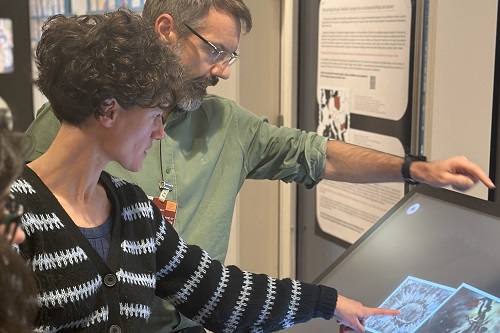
[0,194,24,243]
[184,24,239,66]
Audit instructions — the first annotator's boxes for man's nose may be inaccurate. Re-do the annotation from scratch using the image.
[154,122,166,140]
[210,62,231,80]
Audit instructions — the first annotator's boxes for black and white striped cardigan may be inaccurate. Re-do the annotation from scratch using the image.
[13,167,337,333]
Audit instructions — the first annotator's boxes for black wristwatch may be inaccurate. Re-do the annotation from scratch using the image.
[401,154,426,185]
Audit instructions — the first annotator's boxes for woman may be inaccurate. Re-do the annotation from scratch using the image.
[0,107,29,244]
[13,9,399,333]
[0,109,38,332]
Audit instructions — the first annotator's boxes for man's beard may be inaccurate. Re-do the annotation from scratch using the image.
[172,40,220,111]
[177,75,219,112]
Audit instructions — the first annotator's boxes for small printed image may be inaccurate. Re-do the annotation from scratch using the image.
[413,283,500,333]
[365,276,455,333]
[0,18,14,74]
[317,87,351,142]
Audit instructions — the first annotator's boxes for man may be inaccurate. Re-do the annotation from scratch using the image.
[25,1,494,332]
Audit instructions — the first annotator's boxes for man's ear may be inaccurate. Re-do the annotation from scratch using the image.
[98,98,118,128]
[155,13,179,45]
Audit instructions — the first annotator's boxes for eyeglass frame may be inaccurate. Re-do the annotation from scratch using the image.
[0,193,24,243]
[184,23,239,66]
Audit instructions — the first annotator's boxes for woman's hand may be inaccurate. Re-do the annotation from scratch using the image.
[334,295,400,333]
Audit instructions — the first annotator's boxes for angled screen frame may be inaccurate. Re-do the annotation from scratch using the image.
[299,184,500,332]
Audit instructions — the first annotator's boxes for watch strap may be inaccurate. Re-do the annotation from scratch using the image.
[402,154,426,185]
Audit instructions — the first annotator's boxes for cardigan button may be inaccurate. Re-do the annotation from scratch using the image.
[109,325,121,333]
[104,274,117,287]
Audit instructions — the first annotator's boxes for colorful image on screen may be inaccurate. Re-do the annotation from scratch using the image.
[366,276,455,333]
[414,284,500,332]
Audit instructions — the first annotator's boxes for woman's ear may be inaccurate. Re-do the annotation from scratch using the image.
[155,13,179,45]
[97,98,117,128]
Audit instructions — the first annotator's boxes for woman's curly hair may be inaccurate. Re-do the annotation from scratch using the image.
[0,237,39,333]
[0,108,26,192]
[35,9,188,125]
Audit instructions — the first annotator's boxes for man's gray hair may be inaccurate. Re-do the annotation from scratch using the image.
[142,0,252,36]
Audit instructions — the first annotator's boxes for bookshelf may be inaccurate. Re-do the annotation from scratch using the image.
[28,0,145,116]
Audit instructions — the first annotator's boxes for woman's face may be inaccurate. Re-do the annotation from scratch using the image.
[105,105,166,172]
[0,188,25,244]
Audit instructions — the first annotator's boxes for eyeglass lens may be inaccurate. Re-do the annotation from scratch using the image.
[184,24,238,66]
[214,51,237,66]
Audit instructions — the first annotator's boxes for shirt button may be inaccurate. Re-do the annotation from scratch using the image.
[109,325,121,333]
[165,168,171,174]
[104,274,117,287]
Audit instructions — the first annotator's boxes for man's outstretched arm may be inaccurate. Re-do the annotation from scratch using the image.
[322,140,495,191]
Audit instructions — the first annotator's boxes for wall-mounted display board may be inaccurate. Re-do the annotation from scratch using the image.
[295,0,428,283]
[296,0,498,287]
[315,0,425,245]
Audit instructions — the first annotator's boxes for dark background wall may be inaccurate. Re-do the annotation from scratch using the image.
[0,0,34,131]
[296,0,350,283]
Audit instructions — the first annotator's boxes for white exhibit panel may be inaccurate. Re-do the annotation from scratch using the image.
[315,0,414,243]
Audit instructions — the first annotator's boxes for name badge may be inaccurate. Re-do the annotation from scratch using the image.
[152,198,178,226]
